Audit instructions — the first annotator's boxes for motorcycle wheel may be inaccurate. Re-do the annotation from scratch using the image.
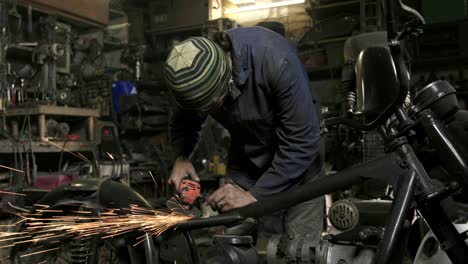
[10,236,131,264]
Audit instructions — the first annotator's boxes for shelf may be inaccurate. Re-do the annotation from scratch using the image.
[110,8,127,20]
[1,105,100,117]
[311,0,361,9]
[299,36,349,50]
[307,0,361,19]
[317,36,349,45]
[0,141,97,153]
[104,39,126,51]
[18,0,108,28]
[146,23,203,36]
[1,105,98,141]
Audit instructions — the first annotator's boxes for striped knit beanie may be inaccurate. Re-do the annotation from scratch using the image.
[164,37,231,111]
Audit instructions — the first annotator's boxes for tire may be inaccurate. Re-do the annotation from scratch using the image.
[9,204,136,264]
[10,236,131,264]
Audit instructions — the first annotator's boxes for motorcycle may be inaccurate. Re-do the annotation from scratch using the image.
[9,0,468,263]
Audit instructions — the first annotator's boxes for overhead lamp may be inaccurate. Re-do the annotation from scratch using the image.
[224,0,305,14]
[228,0,256,4]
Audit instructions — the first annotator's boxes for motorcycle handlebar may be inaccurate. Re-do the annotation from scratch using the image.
[397,0,426,25]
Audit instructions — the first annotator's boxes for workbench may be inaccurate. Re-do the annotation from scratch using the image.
[0,105,100,153]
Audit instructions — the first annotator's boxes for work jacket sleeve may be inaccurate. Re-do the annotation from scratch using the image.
[249,51,320,199]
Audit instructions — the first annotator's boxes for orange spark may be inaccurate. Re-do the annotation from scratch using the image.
[106,152,115,160]
[0,165,23,173]
[0,190,26,196]
[0,204,193,256]
[20,247,59,258]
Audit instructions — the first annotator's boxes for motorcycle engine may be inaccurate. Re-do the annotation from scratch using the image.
[202,235,258,264]
[266,235,375,264]
[266,199,390,264]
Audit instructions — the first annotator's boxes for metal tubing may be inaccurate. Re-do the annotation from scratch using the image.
[180,153,405,229]
[419,110,468,190]
[178,214,244,229]
[40,63,48,97]
[184,231,199,264]
[396,143,436,195]
[127,244,140,264]
[418,200,468,263]
[395,107,413,128]
[373,170,416,264]
[237,152,402,219]
[143,233,158,264]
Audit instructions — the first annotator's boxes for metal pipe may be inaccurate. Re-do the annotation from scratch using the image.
[178,213,243,229]
[419,110,468,190]
[373,169,416,264]
[418,198,468,263]
[396,143,436,195]
[127,243,140,264]
[236,153,401,219]
[397,0,426,24]
[40,63,48,99]
[143,233,157,264]
[180,153,405,229]
[395,107,412,128]
[184,231,199,264]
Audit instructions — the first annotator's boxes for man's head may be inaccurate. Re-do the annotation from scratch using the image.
[163,37,232,112]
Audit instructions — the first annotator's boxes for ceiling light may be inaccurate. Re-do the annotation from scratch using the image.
[224,0,305,14]
[228,0,256,4]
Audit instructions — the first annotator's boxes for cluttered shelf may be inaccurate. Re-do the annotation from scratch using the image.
[0,105,100,117]
[146,23,203,36]
[0,140,97,153]
[1,105,99,142]
[311,0,361,9]
[307,0,361,19]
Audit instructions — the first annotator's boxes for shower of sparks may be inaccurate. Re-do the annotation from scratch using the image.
[0,164,23,173]
[0,204,193,258]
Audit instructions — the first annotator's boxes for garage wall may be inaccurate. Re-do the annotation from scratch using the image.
[222,3,312,42]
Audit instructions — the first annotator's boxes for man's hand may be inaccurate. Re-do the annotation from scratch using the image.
[206,184,257,212]
[169,156,200,189]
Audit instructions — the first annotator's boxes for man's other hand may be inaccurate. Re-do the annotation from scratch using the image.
[169,156,200,189]
[207,184,257,212]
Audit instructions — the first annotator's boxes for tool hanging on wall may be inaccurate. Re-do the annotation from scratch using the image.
[27,4,32,36]
[8,0,21,32]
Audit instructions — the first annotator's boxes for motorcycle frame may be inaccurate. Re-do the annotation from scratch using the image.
[173,1,468,264]
[178,107,468,264]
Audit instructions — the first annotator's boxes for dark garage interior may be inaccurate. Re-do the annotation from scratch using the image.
[0,0,467,263]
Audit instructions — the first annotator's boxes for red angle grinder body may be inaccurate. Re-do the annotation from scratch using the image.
[178,178,201,206]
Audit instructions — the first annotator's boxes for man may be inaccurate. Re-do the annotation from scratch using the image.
[164,26,323,241]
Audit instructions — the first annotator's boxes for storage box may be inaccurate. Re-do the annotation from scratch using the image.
[19,0,109,27]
